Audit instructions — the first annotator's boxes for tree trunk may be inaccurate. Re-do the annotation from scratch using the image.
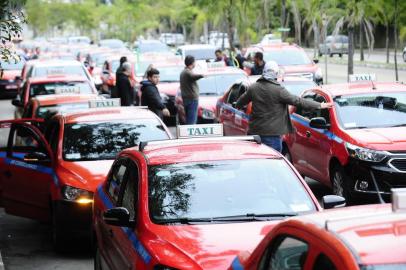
[394,0,398,81]
[226,0,235,51]
[348,25,354,80]
[385,21,390,64]
[359,21,364,61]
[281,0,286,40]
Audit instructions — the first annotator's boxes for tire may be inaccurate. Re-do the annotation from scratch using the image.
[94,246,103,270]
[338,53,343,58]
[318,51,322,57]
[330,164,353,204]
[52,206,69,252]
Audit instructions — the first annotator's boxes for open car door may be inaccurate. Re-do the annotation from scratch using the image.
[0,119,54,222]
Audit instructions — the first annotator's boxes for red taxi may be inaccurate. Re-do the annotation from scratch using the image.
[0,56,26,98]
[216,76,317,135]
[12,75,98,119]
[244,43,323,84]
[22,93,101,120]
[93,124,345,270]
[229,189,406,270]
[175,63,248,124]
[283,76,406,203]
[0,104,171,250]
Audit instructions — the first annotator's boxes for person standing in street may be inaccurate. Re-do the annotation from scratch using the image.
[179,55,204,124]
[249,52,266,75]
[141,68,170,119]
[236,61,333,152]
[116,62,134,106]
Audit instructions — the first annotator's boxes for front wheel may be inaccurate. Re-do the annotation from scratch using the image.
[331,164,353,204]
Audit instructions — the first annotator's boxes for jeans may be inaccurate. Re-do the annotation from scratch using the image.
[260,135,282,152]
[184,99,198,125]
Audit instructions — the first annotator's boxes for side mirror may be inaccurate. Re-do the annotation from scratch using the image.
[24,152,50,163]
[12,99,23,107]
[309,117,330,129]
[313,59,319,64]
[103,207,135,227]
[322,195,346,209]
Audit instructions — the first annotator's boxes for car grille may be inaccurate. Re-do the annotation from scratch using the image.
[389,158,406,173]
[285,72,314,80]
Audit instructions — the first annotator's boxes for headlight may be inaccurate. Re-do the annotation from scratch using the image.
[315,67,323,79]
[201,109,215,119]
[160,93,169,102]
[346,143,388,162]
[61,185,93,203]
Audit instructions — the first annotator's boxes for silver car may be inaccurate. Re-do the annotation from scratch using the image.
[319,35,348,57]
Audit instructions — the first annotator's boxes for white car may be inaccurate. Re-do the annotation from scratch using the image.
[260,33,283,45]
[176,44,216,61]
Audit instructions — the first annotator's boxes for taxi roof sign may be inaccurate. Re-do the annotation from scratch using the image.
[349,73,376,83]
[55,86,80,94]
[89,98,121,108]
[177,124,223,138]
[391,188,406,213]
[207,61,226,68]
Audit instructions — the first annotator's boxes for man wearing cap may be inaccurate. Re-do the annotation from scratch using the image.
[236,61,333,152]
[180,55,204,124]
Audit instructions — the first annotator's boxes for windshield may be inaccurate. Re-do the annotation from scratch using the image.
[264,50,312,65]
[36,103,90,119]
[138,42,170,53]
[334,92,406,129]
[135,61,152,77]
[361,264,406,270]
[185,48,215,60]
[198,73,246,95]
[282,81,317,96]
[148,159,316,224]
[158,66,183,82]
[33,65,88,78]
[0,59,25,70]
[63,120,169,161]
[29,81,93,98]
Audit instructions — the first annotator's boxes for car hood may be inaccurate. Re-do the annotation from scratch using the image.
[57,160,114,191]
[149,221,279,269]
[1,70,20,81]
[345,127,406,151]
[157,82,179,96]
[199,95,219,112]
[281,64,318,74]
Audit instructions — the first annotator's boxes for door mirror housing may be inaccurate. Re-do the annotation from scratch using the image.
[309,117,330,129]
[103,207,135,227]
[12,99,23,107]
[24,152,50,163]
[322,195,346,209]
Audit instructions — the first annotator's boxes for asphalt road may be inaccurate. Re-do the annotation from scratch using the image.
[0,62,404,269]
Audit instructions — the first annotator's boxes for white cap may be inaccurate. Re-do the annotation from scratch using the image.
[262,61,279,81]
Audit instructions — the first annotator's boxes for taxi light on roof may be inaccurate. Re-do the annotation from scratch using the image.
[349,73,376,82]
[177,124,223,138]
[207,61,226,68]
[391,188,406,212]
[89,98,120,108]
[55,86,80,94]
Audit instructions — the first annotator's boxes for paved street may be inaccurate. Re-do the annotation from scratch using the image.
[0,60,404,269]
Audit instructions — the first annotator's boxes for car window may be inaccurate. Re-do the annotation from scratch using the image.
[29,81,93,98]
[259,235,309,270]
[107,161,128,204]
[120,161,139,220]
[0,123,11,150]
[226,83,243,104]
[295,93,330,123]
[312,253,337,270]
[11,125,47,160]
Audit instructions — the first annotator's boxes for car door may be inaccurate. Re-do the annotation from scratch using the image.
[219,84,239,135]
[233,84,250,135]
[0,120,54,222]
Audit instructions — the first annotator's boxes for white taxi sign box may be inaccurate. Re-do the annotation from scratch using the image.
[55,86,80,95]
[391,188,406,213]
[207,62,226,68]
[349,73,376,83]
[177,124,223,138]
[89,98,121,108]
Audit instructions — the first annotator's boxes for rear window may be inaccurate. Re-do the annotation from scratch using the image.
[33,65,88,78]
[264,49,312,66]
[36,103,90,119]
[29,81,93,98]
[63,119,169,161]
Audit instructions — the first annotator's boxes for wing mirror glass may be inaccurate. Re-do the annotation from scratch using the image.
[103,207,135,227]
[322,195,346,209]
[309,117,330,129]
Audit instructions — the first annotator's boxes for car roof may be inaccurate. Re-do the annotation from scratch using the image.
[292,204,406,265]
[30,60,84,67]
[195,65,246,76]
[32,94,99,106]
[123,138,282,165]
[27,75,89,84]
[59,106,162,124]
[178,44,216,50]
[319,82,406,97]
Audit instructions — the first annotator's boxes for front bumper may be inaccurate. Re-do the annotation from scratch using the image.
[53,200,93,237]
[346,156,406,201]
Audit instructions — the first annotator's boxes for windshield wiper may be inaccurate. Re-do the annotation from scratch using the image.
[346,126,370,130]
[200,92,218,96]
[159,80,178,83]
[211,213,298,221]
[388,123,406,127]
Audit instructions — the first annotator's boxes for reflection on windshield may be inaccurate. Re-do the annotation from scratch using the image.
[264,50,311,65]
[282,81,316,96]
[63,120,169,161]
[29,82,92,98]
[148,159,315,223]
[36,103,90,119]
[185,49,215,60]
[334,92,406,129]
[198,73,247,95]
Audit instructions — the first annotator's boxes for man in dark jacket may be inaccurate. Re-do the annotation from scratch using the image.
[236,61,333,152]
[116,62,134,106]
[141,68,170,119]
[250,52,266,75]
[180,55,204,124]
[112,56,128,98]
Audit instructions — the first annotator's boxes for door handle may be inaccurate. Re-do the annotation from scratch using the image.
[3,170,12,178]
[306,131,311,138]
